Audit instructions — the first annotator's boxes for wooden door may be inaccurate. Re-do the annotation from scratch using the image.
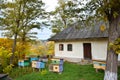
[83,43,92,60]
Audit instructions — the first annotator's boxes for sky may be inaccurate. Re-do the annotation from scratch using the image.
[0,0,58,40]
[36,0,58,40]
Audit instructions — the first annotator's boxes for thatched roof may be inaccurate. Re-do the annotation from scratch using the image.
[49,22,108,41]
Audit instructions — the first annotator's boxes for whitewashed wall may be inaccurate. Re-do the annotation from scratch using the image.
[91,40,108,60]
[54,39,109,62]
[55,41,83,58]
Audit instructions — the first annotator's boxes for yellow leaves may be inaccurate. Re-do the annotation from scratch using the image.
[100,25,106,31]
[47,41,54,55]
[0,47,11,58]
[38,45,46,55]
[113,12,119,18]
[30,44,46,55]
[103,17,108,22]
[116,50,120,54]
[109,38,120,54]
[109,42,114,48]
[16,42,31,59]
[7,53,12,58]
[3,64,14,74]
[0,38,13,51]
[47,50,54,55]
[0,47,12,68]
[30,41,54,56]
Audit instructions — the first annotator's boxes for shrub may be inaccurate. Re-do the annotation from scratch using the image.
[0,47,12,68]
[3,64,14,74]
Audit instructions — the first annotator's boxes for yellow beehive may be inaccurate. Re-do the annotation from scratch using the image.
[93,60,106,71]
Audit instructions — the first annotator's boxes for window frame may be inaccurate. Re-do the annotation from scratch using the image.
[59,44,64,51]
[67,44,72,51]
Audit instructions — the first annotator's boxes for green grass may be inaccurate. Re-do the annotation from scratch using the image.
[9,62,106,80]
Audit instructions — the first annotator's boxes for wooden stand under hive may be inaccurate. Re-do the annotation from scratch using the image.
[49,58,64,73]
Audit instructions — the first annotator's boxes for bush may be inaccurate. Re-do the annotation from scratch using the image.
[0,47,13,74]
[3,64,14,74]
[9,67,33,79]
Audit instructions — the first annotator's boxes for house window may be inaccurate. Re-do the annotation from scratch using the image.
[59,44,64,51]
[67,44,72,51]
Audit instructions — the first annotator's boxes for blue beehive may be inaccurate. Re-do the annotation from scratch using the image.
[36,62,45,69]
[18,60,22,66]
[59,64,63,72]
[30,57,39,62]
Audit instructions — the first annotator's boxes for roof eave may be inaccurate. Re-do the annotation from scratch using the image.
[48,37,108,42]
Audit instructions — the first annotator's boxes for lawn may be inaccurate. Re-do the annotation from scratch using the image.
[9,62,106,80]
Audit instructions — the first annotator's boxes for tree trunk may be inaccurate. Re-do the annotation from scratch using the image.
[104,16,120,80]
[10,33,17,64]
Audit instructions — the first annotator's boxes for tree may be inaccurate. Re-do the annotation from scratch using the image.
[46,41,54,56]
[0,0,47,64]
[85,0,120,80]
[50,0,83,33]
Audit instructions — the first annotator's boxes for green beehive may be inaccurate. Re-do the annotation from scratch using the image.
[24,60,30,66]
[51,59,63,64]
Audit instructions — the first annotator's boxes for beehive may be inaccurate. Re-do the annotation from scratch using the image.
[49,58,64,73]
[18,60,23,66]
[53,64,63,72]
[18,59,30,67]
[49,64,63,72]
[36,62,45,69]
[32,61,37,68]
[51,58,63,64]
[42,58,48,62]
[53,65,59,72]
[93,60,106,71]
[30,57,39,62]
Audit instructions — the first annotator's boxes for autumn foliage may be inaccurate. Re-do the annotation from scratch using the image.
[16,42,31,59]
[46,41,54,55]
[30,41,54,56]
[0,38,13,52]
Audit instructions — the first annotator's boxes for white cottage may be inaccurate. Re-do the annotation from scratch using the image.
[49,22,119,62]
